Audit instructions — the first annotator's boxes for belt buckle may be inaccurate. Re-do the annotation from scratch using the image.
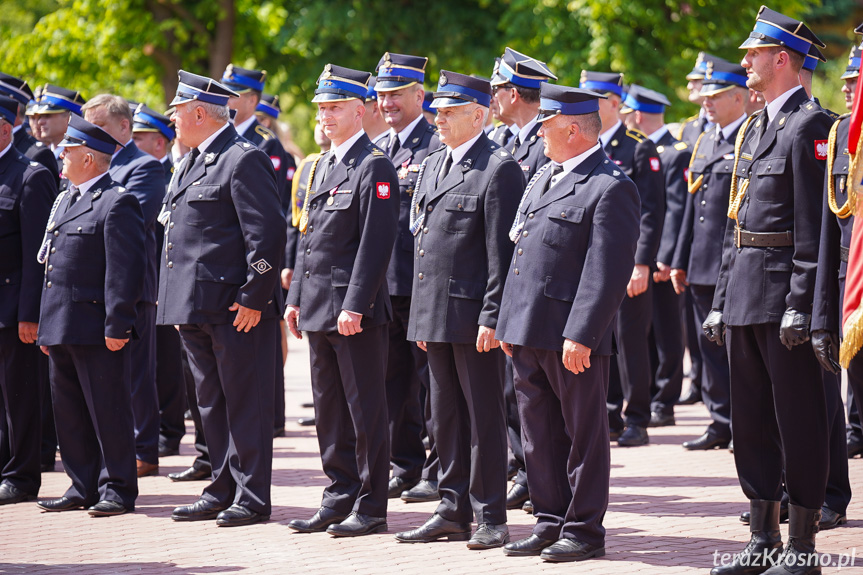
[735,225,742,248]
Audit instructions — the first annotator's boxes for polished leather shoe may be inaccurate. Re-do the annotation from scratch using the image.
[172,499,227,522]
[728,439,734,453]
[609,428,623,441]
[0,483,35,505]
[819,506,847,530]
[298,417,316,427]
[88,500,131,517]
[327,512,387,537]
[522,499,534,514]
[540,538,605,562]
[740,502,788,525]
[301,401,314,408]
[37,496,93,512]
[288,506,349,533]
[401,479,439,503]
[849,440,863,459]
[167,466,210,482]
[136,459,159,478]
[677,386,702,405]
[158,444,180,457]
[506,483,530,509]
[506,462,518,480]
[467,523,509,549]
[683,431,731,451]
[394,513,471,543]
[617,425,649,447]
[504,534,556,556]
[388,476,419,499]
[648,412,675,427]
[216,504,269,527]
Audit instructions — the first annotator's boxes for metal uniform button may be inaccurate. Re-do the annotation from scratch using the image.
[171,203,177,209]
[198,193,203,198]
[701,200,706,206]
[517,248,523,255]
[514,268,519,275]
[50,247,56,254]
[528,213,534,219]
[46,281,52,288]
[560,212,566,218]
[423,227,429,234]
[369,303,375,309]
[427,205,433,212]
[47,265,53,271]
[419,249,425,256]
[457,203,463,210]
[167,243,173,250]
[304,271,310,278]
[305,248,311,255]
[219,276,225,281]
[169,222,174,229]
[53,230,59,237]
[167,262,173,268]
[308,225,314,232]
[418,273,424,280]
[522,230,528,238]
[77,226,82,232]
[699,217,705,222]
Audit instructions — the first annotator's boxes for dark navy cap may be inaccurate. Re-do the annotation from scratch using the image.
[685,52,722,81]
[740,6,825,57]
[28,84,86,116]
[366,77,379,102]
[126,99,140,114]
[375,52,428,92]
[423,90,434,113]
[620,85,671,115]
[579,71,624,97]
[803,43,827,72]
[133,103,175,141]
[221,64,266,93]
[256,93,281,119]
[0,72,33,106]
[171,70,239,107]
[842,39,862,80]
[0,95,18,124]
[700,60,749,96]
[431,70,491,108]
[60,114,121,155]
[491,47,556,89]
[312,64,371,103]
[537,84,606,122]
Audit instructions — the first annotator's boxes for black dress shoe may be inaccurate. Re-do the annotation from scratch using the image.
[327,512,387,537]
[522,499,533,514]
[388,476,419,499]
[740,502,788,525]
[401,479,439,503]
[394,513,471,543]
[298,417,316,427]
[467,523,509,549]
[0,483,35,505]
[288,506,349,533]
[728,439,734,453]
[617,425,649,447]
[88,500,131,517]
[819,506,847,530]
[540,538,605,562]
[504,534,557,556]
[677,386,702,405]
[36,496,92,512]
[683,431,731,451]
[648,412,676,427]
[167,466,210,482]
[300,401,314,408]
[158,444,180,457]
[506,483,530,509]
[848,440,863,459]
[216,504,269,527]
[506,462,518,481]
[172,499,227,522]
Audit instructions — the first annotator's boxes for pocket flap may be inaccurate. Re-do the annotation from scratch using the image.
[195,261,246,283]
[755,157,786,176]
[447,278,485,300]
[543,277,576,302]
[67,222,98,235]
[735,159,752,177]
[323,193,354,211]
[548,204,585,224]
[443,194,479,213]
[331,266,353,287]
[187,185,220,202]
[0,195,15,210]
[72,285,105,303]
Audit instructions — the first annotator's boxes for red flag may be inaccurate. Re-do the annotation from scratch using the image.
[850,74,863,155]
[840,78,863,366]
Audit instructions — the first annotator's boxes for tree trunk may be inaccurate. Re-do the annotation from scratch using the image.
[209,0,234,81]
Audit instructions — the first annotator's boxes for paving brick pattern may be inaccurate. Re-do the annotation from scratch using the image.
[2,337,861,574]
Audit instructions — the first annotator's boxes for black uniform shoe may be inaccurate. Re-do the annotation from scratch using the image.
[740,500,788,525]
[522,499,533,514]
[298,417,316,426]
[394,513,471,543]
[327,512,387,537]
[167,466,210,482]
[714,499,783,575]
[503,534,556,556]
[216,504,269,527]
[540,538,606,562]
[848,440,863,459]
[288,506,349,533]
[401,479,439,503]
[88,500,131,517]
[818,506,847,530]
[617,425,649,447]
[388,476,419,499]
[506,462,518,480]
[171,499,227,521]
[677,386,702,405]
[158,444,180,457]
[505,483,529,509]
[36,496,94,512]
[648,412,675,427]
[762,504,821,575]
[683,431,731,450]
[467,523,509,549]
[0,483,35,505]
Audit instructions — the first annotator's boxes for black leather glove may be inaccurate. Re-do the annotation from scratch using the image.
[811,330,841,374]
[779,308,811,350]
[703,310,726,346]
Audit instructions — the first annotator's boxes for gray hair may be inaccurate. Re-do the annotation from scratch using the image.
[82,93,133,123]
[573,111,602,141]
[199,102,230,122]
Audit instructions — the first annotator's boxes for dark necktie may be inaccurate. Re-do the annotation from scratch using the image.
[542,164,564,196]
[511,135,521,155]
[437,151,453,185]
[178,148,200,188]
[321,153,336,184]
[65,185,80,213]
[390,135,401,158]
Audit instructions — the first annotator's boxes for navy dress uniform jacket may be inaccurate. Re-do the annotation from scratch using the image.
[286,135,399,332]
[713,90,833,325]
[654,132,690,266]
[497,148,641,353]
[37,174,146,345]
[13,129,59,188]
[383,118,440,297]
[407,135,524,344]
[512,122,550,183]
[678,115,709,148]
[157,125,286,326]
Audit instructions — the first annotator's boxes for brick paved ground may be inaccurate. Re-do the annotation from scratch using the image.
[2,337,862,574]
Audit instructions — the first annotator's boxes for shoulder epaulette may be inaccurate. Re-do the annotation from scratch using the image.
[625,128,647,142]
[254,124,274,140]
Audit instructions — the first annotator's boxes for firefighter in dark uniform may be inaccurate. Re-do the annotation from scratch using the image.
[678,52,719,147]
[27,85,86,190]
[285,64,399,537]
[581,70,665,447]
[0,73,59,185]
[704,8,834,574]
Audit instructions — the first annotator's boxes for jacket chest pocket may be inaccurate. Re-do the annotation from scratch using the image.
[541,204,586,249]
[62,221,99,260]
[440,194,479,234]
[833,155,850,195]
[318,192,354,235]
[710,158,735,176]
[752,156,787,203]
[184,185,221,225]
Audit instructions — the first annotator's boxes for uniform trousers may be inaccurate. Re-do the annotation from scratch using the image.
[684,289,703,392]
[727,324,828,510]
[611,282,653,428]
[689,284,731,438]
[155,324,186,452]
[649,280,684,416]
[504,355,527,487]
[0,328,42,494]
[179,319,277,515]
[513,346,609,547]
[823,370,850,514]
[48,343,137,507]
[131,302,159,464]
[426,342,507,525]
[308,324,389,517]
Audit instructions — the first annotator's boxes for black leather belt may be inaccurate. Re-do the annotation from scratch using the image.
[734,227,793,248]
[841,245,849,263]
